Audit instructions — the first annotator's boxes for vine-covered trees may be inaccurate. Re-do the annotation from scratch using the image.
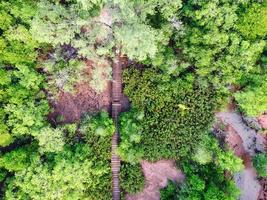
[120,67,217,162]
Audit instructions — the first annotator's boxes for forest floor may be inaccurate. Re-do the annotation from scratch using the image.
[126,160,184,200]
[216,111,266,200]
[48,61,112,124]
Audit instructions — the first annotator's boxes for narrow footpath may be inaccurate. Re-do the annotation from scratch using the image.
[111,51,122,200]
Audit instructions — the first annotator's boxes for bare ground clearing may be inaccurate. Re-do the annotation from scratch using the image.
[216,112,266,200]
[126,160,184,200]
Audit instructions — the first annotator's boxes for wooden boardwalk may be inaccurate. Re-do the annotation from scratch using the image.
[111,52,122,200]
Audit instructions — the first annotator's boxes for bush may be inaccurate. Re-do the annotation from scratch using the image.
[120,162,145,196]
[160,180,178,200]
[117,109,144,163]
[0,144,38,172]
[0,133,13,147]
[235,74,267,117]
[237,3,267,40]
[253,153,267,178]
[122,67,217,161]
[79,111,114,160]
[177,162,240,200]
[36,127,65,153]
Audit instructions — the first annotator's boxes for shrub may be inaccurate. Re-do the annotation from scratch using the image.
[36,127,65,153]
[120,162,145,196]
[0,144,38,172]
[122,67,217,161]
[235,74,267,117]
[117,109,144,163]
[160,180,178,200]
[237,3,267,40]
[0,133,13,147]
[253,153,267,178]
[176,162,240,200]
[79,111,114,160]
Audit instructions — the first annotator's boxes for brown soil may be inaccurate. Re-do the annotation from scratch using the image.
[126,160,185,200]
[48,60,111,124]
[48,81,111,124]
[216,112,265,200]
[258,179,267,200]
[224,124,251,168]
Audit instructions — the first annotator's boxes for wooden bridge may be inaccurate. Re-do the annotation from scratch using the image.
[111,52,122,200]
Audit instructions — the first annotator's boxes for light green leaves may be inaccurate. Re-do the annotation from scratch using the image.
[37,127,65,153]
[114,23,158,61]
[237,3,267,40]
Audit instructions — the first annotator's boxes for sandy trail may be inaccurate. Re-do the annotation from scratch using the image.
[216,112,266,200]
[126,160,184,200]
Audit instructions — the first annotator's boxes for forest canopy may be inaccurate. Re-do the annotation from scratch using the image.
[0,0,266,199]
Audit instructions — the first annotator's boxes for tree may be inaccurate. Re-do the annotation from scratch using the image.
[174,0,266,88]
[117,109,144,163]
[0,144,38,172]
[0,0,50,145]
[234,74,267,116]
[36,127,65,153]
[4,144,112,200]
[237,3,267,40]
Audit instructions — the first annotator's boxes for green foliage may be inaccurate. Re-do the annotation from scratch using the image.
[0,144,38,172]
[0,0,50,146]
[177,162,240,200]
[253,153,267,177]
[117,109,144,163]
[122,67,216,161]
[120,162,145,195]
[193,134,244,173]
[114,24,158,61]
[175,0,266,87]
[0,133,13,147]
[4,144,112,200]
[235,74,267,116]
[80,111,114,138]
[237,3,267,40]
[43,55,86,94]
[0,169,7,182]
[0,0,39,65]
[79,111,114,160]
[36,127,65,153]
[160,180,178,200]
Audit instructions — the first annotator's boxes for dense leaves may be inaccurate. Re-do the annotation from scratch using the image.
[174,0,266,87]
[121,67,217,161]
[253,153,267,178]
[0,0,49,147]
[117,109,144,163]
[2,112,114,199]
[120,162,145,197]
[237,2,267,40]
[4,144,112,200]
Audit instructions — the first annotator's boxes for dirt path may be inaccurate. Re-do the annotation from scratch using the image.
[126,160,185,200]
[216,112,266,200]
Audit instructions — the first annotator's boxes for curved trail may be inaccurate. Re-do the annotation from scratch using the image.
[111,52,122,200]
